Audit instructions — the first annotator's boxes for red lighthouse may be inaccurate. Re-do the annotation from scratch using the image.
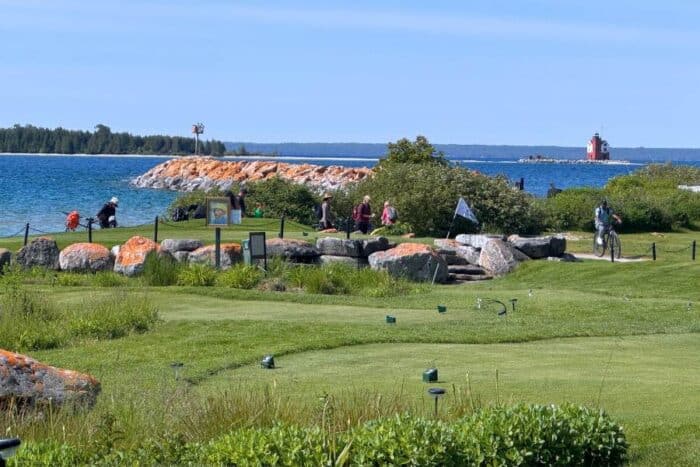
[586,133,610,160]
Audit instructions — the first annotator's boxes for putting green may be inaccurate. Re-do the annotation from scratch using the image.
[199,334,700,427]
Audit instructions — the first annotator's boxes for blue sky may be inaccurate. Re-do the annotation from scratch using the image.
[2,0,700,147]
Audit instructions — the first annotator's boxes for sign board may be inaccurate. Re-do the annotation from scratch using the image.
[249,231,267,269]
[206,197,231,227]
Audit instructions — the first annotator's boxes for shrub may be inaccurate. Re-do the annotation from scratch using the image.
[12,404,627,465]
[350,163,543,236]
[177,264,217,286]
[216,264,263,289]
[540,187,602,231]
[246,177,318,226]
[55,273,88,287]
[142,251,181,286]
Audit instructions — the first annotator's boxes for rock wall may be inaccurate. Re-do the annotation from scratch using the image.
[132,156,373,192]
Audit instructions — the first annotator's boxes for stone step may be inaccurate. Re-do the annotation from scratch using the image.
[449,273,493,282]
[442,255,469,266]
[447,265,486,275]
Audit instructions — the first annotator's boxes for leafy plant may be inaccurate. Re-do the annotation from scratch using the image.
[216,264,263,289]
[142,251,181,286]
[176,264,217,286]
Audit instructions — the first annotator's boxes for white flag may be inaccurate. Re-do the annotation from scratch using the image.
[455,197,478,224]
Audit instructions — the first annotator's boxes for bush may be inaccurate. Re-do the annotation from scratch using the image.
[350,163,543,236]
[541,164,700,232]
[177,264,217,286]
[216,264,263,289]
[12,404,627,465]
[142,251,181,286]
[246,177,319,226]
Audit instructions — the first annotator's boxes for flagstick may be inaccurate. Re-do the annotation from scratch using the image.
[445,212,457,239]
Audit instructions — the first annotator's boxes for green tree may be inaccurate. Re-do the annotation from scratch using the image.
[377,135,447,169]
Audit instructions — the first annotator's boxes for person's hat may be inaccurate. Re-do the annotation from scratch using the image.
[110,197,119,206]
[323,192,333,200]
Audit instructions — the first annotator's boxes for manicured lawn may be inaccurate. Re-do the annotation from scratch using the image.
[1,226,699,465]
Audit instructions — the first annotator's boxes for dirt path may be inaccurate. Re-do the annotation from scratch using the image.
[574,252,647,262]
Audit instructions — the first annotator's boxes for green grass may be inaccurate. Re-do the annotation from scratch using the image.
[1,229,699,464]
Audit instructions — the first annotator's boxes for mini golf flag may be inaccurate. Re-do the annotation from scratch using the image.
[455,197,478,224]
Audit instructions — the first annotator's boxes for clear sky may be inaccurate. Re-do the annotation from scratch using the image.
[2,0,700,147]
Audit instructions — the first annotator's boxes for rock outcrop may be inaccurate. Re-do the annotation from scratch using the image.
[266,238,320,263]
[478,239,520,276]
[114,236,160,276]
[0,349,101,408]
[59,243,113,272]
[160,238,204,254]
[16,237,60,270]
[188,243,242,269]
[507,235,567,259]
[368,243,448,283]
[132,156,373,192]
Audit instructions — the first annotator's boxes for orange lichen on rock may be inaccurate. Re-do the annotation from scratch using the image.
[116,236,159,267]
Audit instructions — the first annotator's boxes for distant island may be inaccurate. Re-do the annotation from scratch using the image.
[0,124,226,156]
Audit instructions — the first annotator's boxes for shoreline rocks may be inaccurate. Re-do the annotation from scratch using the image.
[132,156,373,192]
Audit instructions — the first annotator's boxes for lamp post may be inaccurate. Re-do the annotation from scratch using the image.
[192,122,205,155]
[427,387,446,417]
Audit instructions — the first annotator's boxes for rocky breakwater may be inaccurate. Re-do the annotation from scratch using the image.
[132,156,373,192]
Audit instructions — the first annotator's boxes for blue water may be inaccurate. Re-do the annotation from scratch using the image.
[1,154,699,237]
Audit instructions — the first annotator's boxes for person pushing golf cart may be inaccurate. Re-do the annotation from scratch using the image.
[96,197,119,228]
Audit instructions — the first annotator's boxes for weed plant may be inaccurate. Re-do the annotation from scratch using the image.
[216,264,263,289]
[142,251,181,286]
[176,264,217,286]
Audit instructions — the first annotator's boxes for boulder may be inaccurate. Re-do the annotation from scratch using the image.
[362,237,392,256]
[16,237,60,270]
[110,245,120,258]
[316,237,364,257]
[114,236,160,276]
[160,238,204,253]
[188,243,242,269]
[319,255,368,266]
[0,248,11,272]
[433,239,462,253]
[455,234,505,249]
[507,235,567,259]
[478,239,520,276]
[547,253,580,262]
[0,349,100,408]
[172,251,190,263]
[368,243,448,283]
[266,238,319,263]
[456,245,481,265]
[59,243,113,272]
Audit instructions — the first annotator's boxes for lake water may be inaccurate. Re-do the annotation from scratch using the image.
[1,154,699,237]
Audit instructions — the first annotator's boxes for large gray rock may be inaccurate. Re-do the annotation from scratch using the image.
[188,243,241,269]
[456,245,481,265]
[433,239,462,253]
[1,349,101,408]
[316,237,364,257]
[0,248,11,272]
[478,239,520,275]
[455,234,505,249]
[172,251,190,263]
[160,238,204,253]
[368,243,448,283]
[362,237,393,256]
[507,235,567,259]
[59,243,114,272]
[319,255,368,266]
[16,237,60,270]
[266,238,320,263]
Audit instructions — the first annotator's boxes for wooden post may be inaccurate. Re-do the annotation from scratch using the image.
[610,240,615,263]
[215,227,221,269]
[692,240,696,261]
[278,215,285,239]
[154,216,159,242]
[652,242,656,261]
[87,218,93,243]
[23,223,29,246]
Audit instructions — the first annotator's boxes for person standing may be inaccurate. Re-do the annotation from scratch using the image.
[381,200,398,225]
[227,186,248,218]
[320,193,335,229]
[355,195,372,234]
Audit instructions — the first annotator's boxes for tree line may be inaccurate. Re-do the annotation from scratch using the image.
[0,124,226,156]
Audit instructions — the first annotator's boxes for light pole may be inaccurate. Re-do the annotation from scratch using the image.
[192,122,205,155]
